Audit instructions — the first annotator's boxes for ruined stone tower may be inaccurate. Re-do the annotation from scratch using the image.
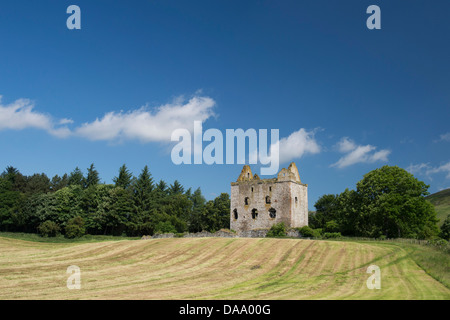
[230,162,308,235]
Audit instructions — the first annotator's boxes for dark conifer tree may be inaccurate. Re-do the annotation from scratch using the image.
[68,167,85,187]
[113,164,134,190]
[85,164,100,188]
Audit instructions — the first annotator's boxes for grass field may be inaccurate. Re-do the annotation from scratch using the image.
[0,236,449,300]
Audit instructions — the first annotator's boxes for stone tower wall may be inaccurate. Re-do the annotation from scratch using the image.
[230,163,308,235]
[289,182,308,228]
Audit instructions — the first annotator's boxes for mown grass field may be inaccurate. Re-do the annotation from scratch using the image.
[0,236,448,300]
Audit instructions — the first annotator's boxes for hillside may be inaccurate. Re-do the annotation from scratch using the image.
[0,236,448,300]
[427,188,450,226]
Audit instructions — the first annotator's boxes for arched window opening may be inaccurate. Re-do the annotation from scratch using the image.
[244,197,249,205]
[265,196,271,204]
[251,208,258,219]
[233,209,238,220]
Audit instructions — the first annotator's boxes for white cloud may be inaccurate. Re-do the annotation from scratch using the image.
[426,161,450,179]
[331,137,390,168]
[371,149,391,162]
[439,132,450,142]
[75,95,216,143]
[406,161,450,180]
[0,94,215,142]
[0,96,71,138]
[406,163,430,176]
[336,136,357,153]
[278,128,321,164]
[59,118,74,125]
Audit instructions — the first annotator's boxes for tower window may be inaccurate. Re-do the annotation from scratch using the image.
[269,208,276,219]
[233,209,238,220]
[251,208,258,219]
[265,196,271,204]
[295,197,298,204]
[269,186,272,192]
[244,197,249,205]
[251,187,253,192]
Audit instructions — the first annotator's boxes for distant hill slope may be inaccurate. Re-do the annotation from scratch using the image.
[427,188,450,226]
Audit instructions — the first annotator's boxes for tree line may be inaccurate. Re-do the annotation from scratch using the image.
[0,164,230,238]
[1,163,448,241]
[308,165,447,240]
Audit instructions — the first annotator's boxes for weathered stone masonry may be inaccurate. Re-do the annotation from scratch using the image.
[230,162,308,235]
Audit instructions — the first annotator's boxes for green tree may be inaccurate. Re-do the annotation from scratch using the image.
[1,166,19,185]
[201,193,230,232]
[38,220,60,237]
[156,180,168,195]
[213,193,230,230]
[169,180,184,195]
[439,214,450,240]
[188,188,206,232]
[298,225,315,237]
[97,187,133,235]
[132,165,154,211]
[312,194,338,229]
[1,167,28,193]
[25,173,51,195]
[334,188,360,236]
[51,174,69,192]
[356,165,438,238]
[85,163,100,188]
[68,167,85,187]
[325,220,339,233]
[128,166,155,235]
[79,184,113,234]
[0,177,22,232]
[153,180,168,204]
[162,193,192,233]
[65,216,86,238]
[30,186,83,232]
[154,221,177,234]
[266,222,287,238]
[12,173,27,193]
[113,164,134,190]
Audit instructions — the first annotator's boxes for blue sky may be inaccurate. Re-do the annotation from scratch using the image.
[0,0,449,209]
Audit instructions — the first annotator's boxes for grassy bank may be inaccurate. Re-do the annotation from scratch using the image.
[400,244,449,289]
[320,237,450,289]
[0,232,140,243]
